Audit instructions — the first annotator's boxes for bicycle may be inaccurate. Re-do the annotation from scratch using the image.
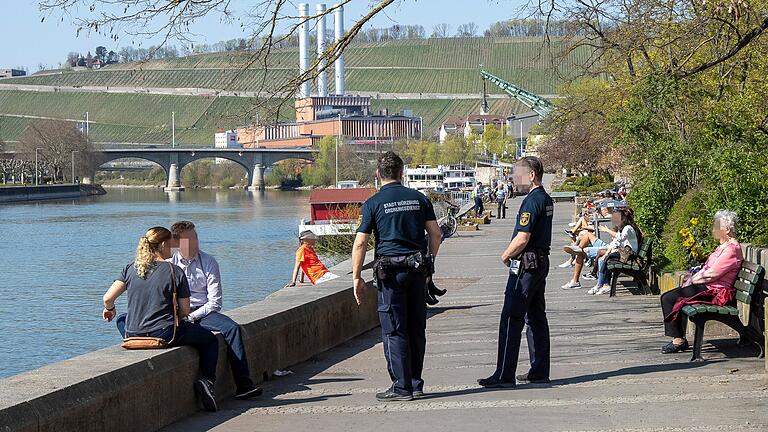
[439,202,459,240]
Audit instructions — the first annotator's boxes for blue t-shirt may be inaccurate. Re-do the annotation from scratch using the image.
[512,186,554,254]
[357,182,437,257]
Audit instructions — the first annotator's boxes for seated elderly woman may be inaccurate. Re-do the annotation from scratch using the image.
[660,210,744,354]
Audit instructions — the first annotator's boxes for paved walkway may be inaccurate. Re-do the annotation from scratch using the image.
[165,201,767,432]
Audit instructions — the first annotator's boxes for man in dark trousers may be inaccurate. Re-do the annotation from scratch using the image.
[478,156,554,388]
[352,151,443,402]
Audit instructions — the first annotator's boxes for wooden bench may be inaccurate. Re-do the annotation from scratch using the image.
[606,238,653,297]
[682,261,765,362]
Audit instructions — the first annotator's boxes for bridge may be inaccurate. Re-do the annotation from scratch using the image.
[98,148,316,191]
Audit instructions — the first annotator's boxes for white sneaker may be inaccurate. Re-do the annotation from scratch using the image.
[557,260,573,268]
[568,222,576,227]
[561,281,582,290]
[587,285,600,295]
[595,286,612,295]
[563,245,586,257]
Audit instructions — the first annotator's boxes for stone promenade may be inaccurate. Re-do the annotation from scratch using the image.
[164,200,767,432]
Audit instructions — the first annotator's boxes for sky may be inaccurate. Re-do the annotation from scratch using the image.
[1,0,525,71]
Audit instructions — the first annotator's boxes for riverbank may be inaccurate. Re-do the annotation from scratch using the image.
[0,183,105,203]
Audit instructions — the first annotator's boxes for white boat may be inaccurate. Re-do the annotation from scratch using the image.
[404,164,477,192]
[404,165,444,192]
[442,164,477,191]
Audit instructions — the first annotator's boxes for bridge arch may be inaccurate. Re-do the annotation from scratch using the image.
[177,155,252,189]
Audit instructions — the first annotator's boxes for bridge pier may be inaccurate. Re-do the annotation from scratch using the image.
[248,164,265,191]
[164,163,185,192]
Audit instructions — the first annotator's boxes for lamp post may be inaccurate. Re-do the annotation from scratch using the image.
[34,147,44,186]
[71,150,79,184]
[336,113,341,188]
[171,111,176,148]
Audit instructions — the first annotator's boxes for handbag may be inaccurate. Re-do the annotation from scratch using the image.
[121,262,179,350]
[618,245,639,265]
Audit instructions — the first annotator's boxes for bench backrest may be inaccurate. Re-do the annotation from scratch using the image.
[637,238,652,268]
[734,261,765,305]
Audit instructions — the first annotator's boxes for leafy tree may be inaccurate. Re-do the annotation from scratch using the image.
[95,46,108,62]
[15,119,98,183]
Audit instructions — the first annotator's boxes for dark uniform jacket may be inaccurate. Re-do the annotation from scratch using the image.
[357,182,436,257]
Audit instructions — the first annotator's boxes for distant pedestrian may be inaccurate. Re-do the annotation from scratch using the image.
[286,230,339,287]
[473,181,485,217]
[496,183,508,219]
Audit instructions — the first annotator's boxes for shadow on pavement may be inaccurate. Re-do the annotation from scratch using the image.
[161,328,381,432]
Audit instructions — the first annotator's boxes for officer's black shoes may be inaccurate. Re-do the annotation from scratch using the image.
[515,373,551,384]
[376,388,414,401]
[412,390,425,399]
[477,376,516,388]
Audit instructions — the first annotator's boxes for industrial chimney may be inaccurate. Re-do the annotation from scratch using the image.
[316,4,328,97]
[298,3,310,99]
[333,3,345,95]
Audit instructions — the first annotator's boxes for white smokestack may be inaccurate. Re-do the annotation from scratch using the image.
[333,3,345,95]
[316,4,328,97]
[298,3,310,99]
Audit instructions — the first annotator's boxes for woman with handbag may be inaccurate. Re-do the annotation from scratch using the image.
[659,210,743,354]
[589,208,641,296]
[102,226,220,412]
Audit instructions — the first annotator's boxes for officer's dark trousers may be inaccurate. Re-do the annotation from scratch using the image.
[494,257,551,381]
[377,269,427,395]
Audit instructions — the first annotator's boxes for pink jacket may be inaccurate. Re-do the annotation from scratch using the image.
[665,241,743,323]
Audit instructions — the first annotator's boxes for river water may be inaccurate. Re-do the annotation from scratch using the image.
[0,188,319,379]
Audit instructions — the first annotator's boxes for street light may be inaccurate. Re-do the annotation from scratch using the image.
[34,147,44,186]
[71,150,79,184]
[171,111,176,148]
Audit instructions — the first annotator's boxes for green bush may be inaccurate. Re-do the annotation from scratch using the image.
[660,189,714,272]
[700,142,768,247]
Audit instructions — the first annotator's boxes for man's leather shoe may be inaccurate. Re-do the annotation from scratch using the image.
[477,376,516,388]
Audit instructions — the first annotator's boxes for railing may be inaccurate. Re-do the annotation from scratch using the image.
[449,191,472,207]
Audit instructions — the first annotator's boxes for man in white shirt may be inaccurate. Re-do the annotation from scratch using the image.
[170,221,262,400]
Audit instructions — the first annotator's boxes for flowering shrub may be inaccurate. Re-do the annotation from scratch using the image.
[678,217,707,266]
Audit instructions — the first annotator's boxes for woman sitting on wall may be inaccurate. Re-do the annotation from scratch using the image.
[659,210,744,354]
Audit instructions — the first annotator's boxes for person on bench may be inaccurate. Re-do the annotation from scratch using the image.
[589,208,641,296]
[168,220,263,399]
[660,210,743,354]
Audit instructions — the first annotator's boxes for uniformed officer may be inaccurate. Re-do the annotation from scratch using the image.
[478,156,554,388]
[352,151,443,402]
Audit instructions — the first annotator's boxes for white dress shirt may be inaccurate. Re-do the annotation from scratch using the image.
[169,250,222,321]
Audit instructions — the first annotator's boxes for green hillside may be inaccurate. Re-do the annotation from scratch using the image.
[4,37,583,95]
[0,37,576,146]
[0,91,527,145]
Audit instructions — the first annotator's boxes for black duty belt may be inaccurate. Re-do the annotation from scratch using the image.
[373,252,434,280]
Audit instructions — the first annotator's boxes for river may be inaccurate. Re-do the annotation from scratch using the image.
[0,188,319,379]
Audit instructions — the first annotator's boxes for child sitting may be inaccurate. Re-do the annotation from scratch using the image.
[285,230,340,287]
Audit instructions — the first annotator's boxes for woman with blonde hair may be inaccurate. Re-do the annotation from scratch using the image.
[103,226,220,412]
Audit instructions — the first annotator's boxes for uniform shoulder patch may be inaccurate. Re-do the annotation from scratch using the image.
[520,212,531,226]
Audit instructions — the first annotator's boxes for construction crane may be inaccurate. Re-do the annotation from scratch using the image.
[480,68,553,118]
